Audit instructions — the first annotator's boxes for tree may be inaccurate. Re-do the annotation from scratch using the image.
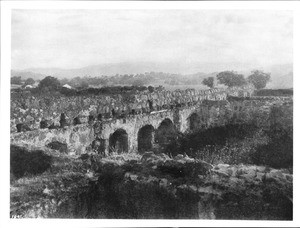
[216,71,246,87]
[202,77,214,88]
[24,78,35,86]
[247,70,271,90]
[11,76,22,85]
[38,76,61,91]
[148,85,155,93]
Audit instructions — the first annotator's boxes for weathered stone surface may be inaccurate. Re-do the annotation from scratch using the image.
[10,86,256,132]
[11,124,95,155]
[46,141,68,153]
[10,85,292,156]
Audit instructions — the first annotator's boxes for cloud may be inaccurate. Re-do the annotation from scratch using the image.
[11,10,293,70]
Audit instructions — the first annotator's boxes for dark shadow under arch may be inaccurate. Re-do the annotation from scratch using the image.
[109,129,128,154]
[189,113,200,132]
[138,125,155,153]
[155,118,177,147]
[73,117,81,126]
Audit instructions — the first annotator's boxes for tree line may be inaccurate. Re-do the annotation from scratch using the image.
[202,70,271,90]
[11,69,271,95]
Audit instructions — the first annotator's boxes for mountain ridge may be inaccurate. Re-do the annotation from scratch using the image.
[11,62,293,89]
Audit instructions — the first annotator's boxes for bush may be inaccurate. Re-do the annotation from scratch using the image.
[10,145,52,179]
[164,124,259,158]
[163,122,293,169]
[250,129,293,169]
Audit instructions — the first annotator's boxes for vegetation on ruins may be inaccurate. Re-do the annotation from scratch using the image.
[9,73,293,219]
[216,71,247,87]
[10,144,292,219]
[247,70,271,90]
[202,77,214,88]
[163,113,292,170]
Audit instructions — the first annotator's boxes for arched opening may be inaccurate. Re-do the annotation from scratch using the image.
[73,117,81,126]
[155,118,177,148]
[16,123,31,132]
[189,113,200,131]
[109,129,128,154]
[97,113,103,121]
[60,113,67,127]
[138,125,155,153]
[88,115,95,124]
[16,123,23,132]
[40,120,48,129]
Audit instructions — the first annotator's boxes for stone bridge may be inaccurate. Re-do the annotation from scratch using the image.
[11,86,293,155]
[11,95,293,155]
[10,103,212,154]
[10,85,254,133]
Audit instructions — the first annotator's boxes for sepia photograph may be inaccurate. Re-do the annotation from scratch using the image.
[1,1,299,226]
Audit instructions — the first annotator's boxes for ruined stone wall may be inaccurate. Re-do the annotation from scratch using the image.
[95,110,176,153]
[10,95,292,156]
[10,124,95,155]
[10,85,254,133]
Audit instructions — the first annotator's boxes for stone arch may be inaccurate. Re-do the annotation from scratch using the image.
[60,113,67,127]
[40,119,49,129]
[109,129,128,154]
[155,118,177,148]
[189,112,200,132]
[97,113,103,121]
[88,114,95,124]
[138,124,155,153]
[73,117,81,125]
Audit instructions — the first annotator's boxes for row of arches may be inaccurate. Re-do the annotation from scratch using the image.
[35,109,206,133]
[107,112,207,154]
[108,118,177,154]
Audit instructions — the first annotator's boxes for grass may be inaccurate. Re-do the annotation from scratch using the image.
[10,145,293,219]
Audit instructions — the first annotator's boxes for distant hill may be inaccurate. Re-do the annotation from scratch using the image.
[265,64,293,89]
[11,70,46,81]
[12,61,260,78]
[11,62,293,89]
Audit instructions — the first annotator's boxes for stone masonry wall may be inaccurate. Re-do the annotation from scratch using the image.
[10,86,254,133]
[10,124,94,155]
[10,94,292,156]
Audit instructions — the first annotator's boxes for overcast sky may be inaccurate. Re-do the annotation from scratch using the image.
[12,10,293,70]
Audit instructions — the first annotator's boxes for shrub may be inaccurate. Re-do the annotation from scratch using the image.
[250,129,293,169]
[10,145,52,179]
[164,124,259,158]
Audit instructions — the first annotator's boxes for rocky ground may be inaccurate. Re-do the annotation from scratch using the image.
[10,147,293,219]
